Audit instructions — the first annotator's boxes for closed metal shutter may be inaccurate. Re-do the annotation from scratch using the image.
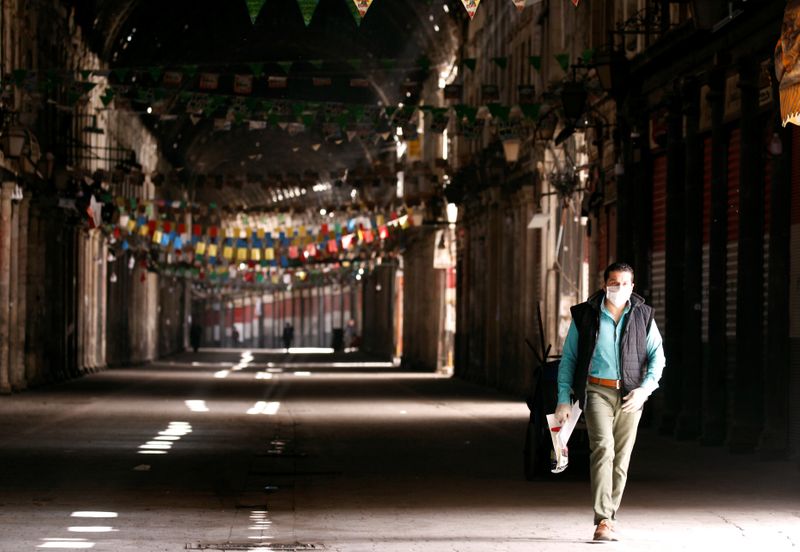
[702,137,712,342]
[652,154,667,332]
[726,129,740,339]
[789,126,800,456]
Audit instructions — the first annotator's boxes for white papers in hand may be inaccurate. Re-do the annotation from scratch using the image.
[546,401,582,473]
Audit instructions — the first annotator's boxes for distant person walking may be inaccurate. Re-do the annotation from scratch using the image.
[189,322,202,353]
[282,322,294,351]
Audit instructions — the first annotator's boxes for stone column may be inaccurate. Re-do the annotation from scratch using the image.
[676,78,703,440]
[660,84,686,434]
[11,194,29,389]
[0,182,14,393]
[703,65,728,445]
[25,202,41,385]
[759,111,792,456]
[729,55,765,453]
[8,198,20,388]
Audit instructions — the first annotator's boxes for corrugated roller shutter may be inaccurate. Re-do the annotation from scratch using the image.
[702,137,712,342]
[790,126,800,455]
[703,137,712,245]
[652,154,667,332]
[653,155,668,252]
[727,129,740,338]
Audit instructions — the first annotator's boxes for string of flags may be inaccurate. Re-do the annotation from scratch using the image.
[243,0,579,26]
[103,194,416,285]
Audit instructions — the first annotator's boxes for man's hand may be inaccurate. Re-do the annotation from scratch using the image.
[621,387,648,413]
[554,403,571,425]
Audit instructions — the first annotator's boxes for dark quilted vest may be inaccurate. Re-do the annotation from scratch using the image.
[569,291,653,408]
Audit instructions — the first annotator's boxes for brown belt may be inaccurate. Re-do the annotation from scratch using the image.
[588,375,621,389]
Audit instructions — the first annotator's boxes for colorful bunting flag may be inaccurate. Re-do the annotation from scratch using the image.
[461,0,481,19]
[199,73,219,91]
[351,0,373,18]
[346,0,362,25]
[297,0,319,25]
[234,74,253,95]
[245,0,266,24]
[555,53,571,72]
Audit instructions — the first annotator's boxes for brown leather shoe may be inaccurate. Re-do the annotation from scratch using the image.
[593,519,617,541]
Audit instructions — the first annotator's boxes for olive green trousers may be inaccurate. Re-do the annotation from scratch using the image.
[584,382,643,524]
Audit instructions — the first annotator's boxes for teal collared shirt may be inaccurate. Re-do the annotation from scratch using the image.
[557,300,666,405]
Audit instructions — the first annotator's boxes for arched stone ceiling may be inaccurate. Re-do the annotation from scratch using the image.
[69,0,464,208]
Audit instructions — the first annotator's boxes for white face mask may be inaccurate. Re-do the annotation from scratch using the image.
[605,285,632,307]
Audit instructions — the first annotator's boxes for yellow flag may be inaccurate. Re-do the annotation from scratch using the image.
[265,247,275,261]
[195,241,207,255]
[208,243,218,257]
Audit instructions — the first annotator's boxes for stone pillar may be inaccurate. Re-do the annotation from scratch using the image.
[25,203,41,385]
[11,194,29,389]
[484,187,503,387]
[759,121,792,456]
[729,55,764,453]
[703,65,728,445]
[0,182,14,393]
[676,78,703,440]
[8,198,20,388]
[660,85,686,434]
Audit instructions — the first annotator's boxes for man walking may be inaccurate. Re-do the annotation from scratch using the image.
[555,262,665,541]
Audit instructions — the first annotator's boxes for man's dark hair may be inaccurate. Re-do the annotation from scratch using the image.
[604,262,634,283]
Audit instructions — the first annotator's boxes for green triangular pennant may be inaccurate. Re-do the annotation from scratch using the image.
[491,57,508,70]
[487,103,510,121]
[246,0,266,24]
[278,61,293,74]
[80,70,92,80]
[528,56,541,71]
[520,103,541,121]
[380,59,396,70]
[148,67,163,82]
[112,68,130,82]
[347,59,363,71]
[309,59,324,70]
[249,63,264,78]
[100,87,116,107]
[183,65,198,79]
[453,104,478,124]
[581,48,595,65]
[12,69,28,86]
[350,105,365,122]
[462,58,477,71]
[416,55,431,73]
[555,53,570,72]
[297,0,319,25]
